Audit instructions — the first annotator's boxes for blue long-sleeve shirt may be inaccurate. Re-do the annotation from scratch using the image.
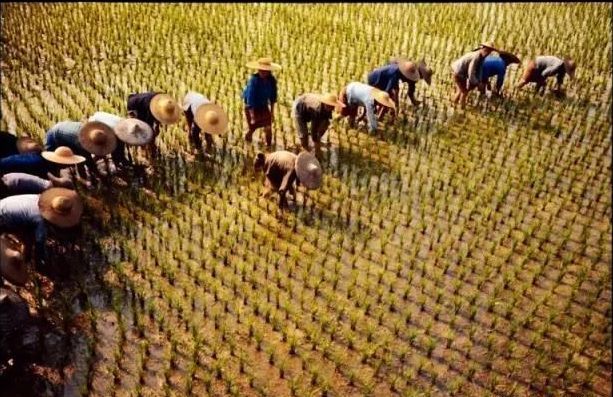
[242,74,277,109]
[0,194,47,266]
[0,153,59,179]
[481,56,507,91]
[367,64,407,94]
[346,82,378,133]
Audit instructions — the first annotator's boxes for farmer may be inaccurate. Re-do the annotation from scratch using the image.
[0,146,84,186]
[0,131,42,159]
[126,92,181,156]
[1,233,28,286]
[254,151,322,209]
[516,56,576,95]
[182,91,229,154]
[0,188,83,268]
[367,59,433,119]
[451,42,499,106]
[292,92,345,150]
[479,51,521,98]
[88,112,133,174]
[338,82,396,134]
[45,120,117,185]
[242,57,281,147]
[1,172,73,198]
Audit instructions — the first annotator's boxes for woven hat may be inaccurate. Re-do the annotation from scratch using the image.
[478,42,500,52]
[318,93,346,109]
[0,234,28,286]
[38,188,83,228]
[564,59,576,80]
[149,94,181,125]
[114,118,154,146]
[295,151,322,190]
[16,137,42,154]
[41,146,86,165]
[398,61,420,82]
[195,103,229,135]
[417,60,434,85]
[78,121,117,156]
[246,57,282,71]
[371,88,396,109]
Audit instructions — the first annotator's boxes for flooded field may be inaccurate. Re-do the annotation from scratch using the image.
[1,3,611,397]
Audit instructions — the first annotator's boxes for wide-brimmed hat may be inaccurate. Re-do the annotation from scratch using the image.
[295,151,322,190]
[0,234,28,286]
[149,94,181,125]
[38,188,83,228]
[114,118,154,146]
[476,42,500,52]
[417,60,434,85]
[195,103,229,135]
[78,121,117,156]
[498,51,521,66]
[318,93,346,109]
[371,88,396,109]
[41,146,86,165]
[16,137,42,154]
[564,59,576,80]
[246,57,282,71]
[398,61,420,82]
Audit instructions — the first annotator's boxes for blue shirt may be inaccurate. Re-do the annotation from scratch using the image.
[346,82,378,133]
[0,194,47,266]
[242,74,277,109]
[481,56,507,91]
[367,64,409,93]
[44,121,83,152]
[0,153,57,179]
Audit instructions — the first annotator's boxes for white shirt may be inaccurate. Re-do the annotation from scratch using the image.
[182,91,211,113]
[88,112,123,129]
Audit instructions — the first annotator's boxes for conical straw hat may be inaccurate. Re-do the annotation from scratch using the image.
[114,118,154,146]
[246,57,282,71]
[78,121,117,156]
[371,89,396,109]
[318,93,346,108]
[398,61,420,82]
[295,151,322,190]
[195,103,229,135]
[38,188,83,228]
[149,94,181,125]
[41,146,86,165]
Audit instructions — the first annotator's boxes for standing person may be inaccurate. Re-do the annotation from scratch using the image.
[451,42,499,106]
[242,57,281,147]
[292,92,345,150]
[0,132,42,159]
[182,91,229,154]
[44,120,117,185]
[253,151,322,209]
[479,51,521,98]
[516,56,576,95]
[338,82,396,135]
[126,92,181,157]
[0,188,83,268]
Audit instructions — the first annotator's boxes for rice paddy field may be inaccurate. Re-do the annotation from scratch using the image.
[1,3,612,397]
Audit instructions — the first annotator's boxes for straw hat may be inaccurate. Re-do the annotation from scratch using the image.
[371,89,396,109]
[295,151,322,190]
[318,93,346,109]
[0,234,28,286]
[398,61,420,82]
[246,57,282,71]
[41,146,86,165]
[478,42,500,52]
[564,59,576,80]
[149,94,181,125]
[114,118,154,146]
[417,60,434,85]
[16,137,42,154]
[78,121,117,156]
[195,103,229,135]
[38,188,83,228]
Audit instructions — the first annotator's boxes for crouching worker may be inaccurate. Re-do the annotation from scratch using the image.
[292,93,345,151]
[516,56,576,96]
[0,188,83,268]
[338,82,396,135]
[254,151,322,209]
[182,91,229,154]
